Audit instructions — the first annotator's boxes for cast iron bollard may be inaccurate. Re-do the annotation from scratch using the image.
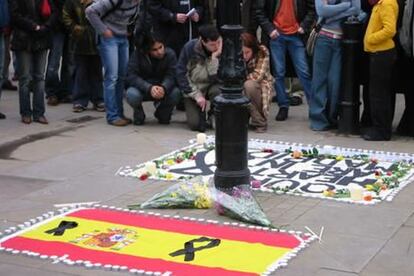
[214,25,250,189]
[338,19,363,134]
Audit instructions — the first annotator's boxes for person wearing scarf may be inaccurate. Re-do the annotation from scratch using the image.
[362,0,398,141]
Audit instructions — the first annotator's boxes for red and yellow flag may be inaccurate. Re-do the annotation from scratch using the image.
[1,208,310,275]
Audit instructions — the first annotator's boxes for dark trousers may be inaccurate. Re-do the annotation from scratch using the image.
[72,55,103,107]
[368,48,397,138]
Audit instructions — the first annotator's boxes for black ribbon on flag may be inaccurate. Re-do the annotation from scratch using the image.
[169,237,221,262]
[45,221,78,236]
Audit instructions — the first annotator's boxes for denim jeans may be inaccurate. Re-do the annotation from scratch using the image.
[125,86,181,123]
[16,50,48,119]
[309,35,342,130]
[98,35,129,123]
[0,33,4,98]
[72,55,103,107]
[45,31,74,99]
[269,34,311,107]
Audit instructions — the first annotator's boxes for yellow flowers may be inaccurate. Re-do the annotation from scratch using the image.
[166,159,175,166]
[335,155,344,161]
[323,189,335,197]
[365,184,374,191]
[165,173,174,180]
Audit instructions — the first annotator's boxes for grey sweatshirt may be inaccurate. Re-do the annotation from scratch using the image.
[85,0,140,36]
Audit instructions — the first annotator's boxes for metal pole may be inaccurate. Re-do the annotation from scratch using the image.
[214,23,250,189]
[338,20,363,134]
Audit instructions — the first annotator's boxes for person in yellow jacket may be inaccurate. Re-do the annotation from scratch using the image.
[362,0,398,141]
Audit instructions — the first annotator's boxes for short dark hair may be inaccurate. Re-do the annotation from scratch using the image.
[141,32,165,53]
[198,25,220,42]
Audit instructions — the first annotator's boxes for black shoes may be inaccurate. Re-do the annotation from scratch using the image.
[0,112,6,119]
[275,107,289,121]
[133,106,146,125]
[2,80,17,91]
[361,128,391,141]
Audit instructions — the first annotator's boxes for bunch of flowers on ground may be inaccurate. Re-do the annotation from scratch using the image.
[129,177,212,209]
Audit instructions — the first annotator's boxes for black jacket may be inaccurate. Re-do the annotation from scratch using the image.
[126,47,177,93]
[148,0,207,55]
[9,0,58,52]
[254,0,315,44]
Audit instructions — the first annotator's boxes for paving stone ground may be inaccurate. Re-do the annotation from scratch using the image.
[0,88,413,276]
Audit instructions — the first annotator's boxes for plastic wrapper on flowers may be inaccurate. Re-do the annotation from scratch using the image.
[128,177,213,209]
[211,182,273,227]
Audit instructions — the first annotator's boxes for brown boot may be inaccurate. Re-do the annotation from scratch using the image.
[34,116,49,124]
[21,116,32,124]
[47,96,59,106]
[109,118,129,127]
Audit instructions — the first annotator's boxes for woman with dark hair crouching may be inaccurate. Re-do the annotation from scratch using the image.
[241,32,274,133]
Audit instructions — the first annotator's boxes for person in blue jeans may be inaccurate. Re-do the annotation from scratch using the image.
[10,0,58,124]
[86,0,140,126]
[309,0,363,131]
[255,0,316,121]
[125,33,180,125]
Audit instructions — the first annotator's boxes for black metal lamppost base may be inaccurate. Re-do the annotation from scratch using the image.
[214,24,251,189]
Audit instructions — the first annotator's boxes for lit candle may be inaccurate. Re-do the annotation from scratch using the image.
[145,162,157,175]
[196,133,206,145]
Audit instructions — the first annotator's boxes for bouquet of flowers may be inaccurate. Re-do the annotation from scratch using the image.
[128,177,212,209]
[211,183,272,227]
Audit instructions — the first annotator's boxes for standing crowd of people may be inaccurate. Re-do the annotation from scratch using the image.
[0,0,413,141]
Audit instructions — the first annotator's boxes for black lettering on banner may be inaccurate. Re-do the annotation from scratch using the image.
[45,221,78,236]
[169,237,221,262]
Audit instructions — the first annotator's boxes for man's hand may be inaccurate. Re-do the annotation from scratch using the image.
[269,29,279,40]
[196,96,207,111]
[151,86,165,99]
[103,29,113,38]
[191,12,199,22]
[297,27,304,34]
[73,25,84,36]
[176,13,188,24]
[211,37,222,59]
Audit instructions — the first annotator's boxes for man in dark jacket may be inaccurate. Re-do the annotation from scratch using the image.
[63,0,104,113]
[10,0,58,124]
[45,0,74,106]
[148,0,207,57]
[254,0,315,121]
[176,24,221,132]
[125,33,180,125]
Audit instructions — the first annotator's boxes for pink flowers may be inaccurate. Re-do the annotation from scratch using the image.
[250,180,262,189]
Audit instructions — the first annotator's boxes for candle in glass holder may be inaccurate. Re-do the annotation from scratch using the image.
[196,133,206,145]
[145,162,157,175]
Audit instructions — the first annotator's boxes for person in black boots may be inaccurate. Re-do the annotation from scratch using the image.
[362,0,398,141]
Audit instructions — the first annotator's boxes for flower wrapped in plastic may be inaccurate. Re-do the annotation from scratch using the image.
[211,183,273,227]
[128,177,213,209]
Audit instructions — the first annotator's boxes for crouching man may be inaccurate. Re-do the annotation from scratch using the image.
[125,33,180,125]
[176,24,222,132]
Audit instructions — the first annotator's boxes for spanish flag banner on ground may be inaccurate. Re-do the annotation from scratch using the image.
[0,207,315,275]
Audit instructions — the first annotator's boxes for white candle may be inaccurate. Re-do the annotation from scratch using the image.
[196,133,206,145]
[348,184,363,201]
[145,162,157,175]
